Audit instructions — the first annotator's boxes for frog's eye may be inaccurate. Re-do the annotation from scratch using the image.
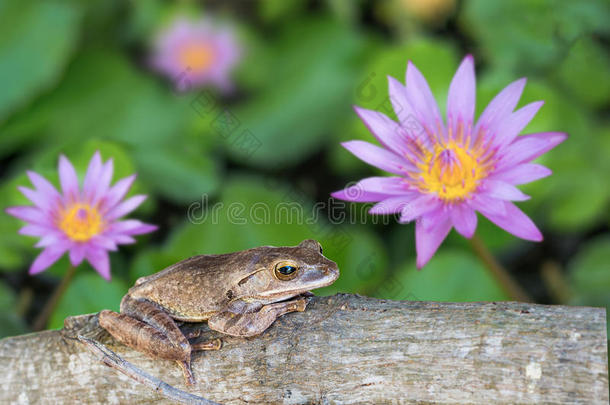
[318,245,323,254]
[274,261,299,281]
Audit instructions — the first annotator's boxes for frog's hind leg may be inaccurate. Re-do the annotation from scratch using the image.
[119,296,191,353]
[98,297,196,385]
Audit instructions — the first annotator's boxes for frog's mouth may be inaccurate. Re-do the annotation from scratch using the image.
[248,290,314,305]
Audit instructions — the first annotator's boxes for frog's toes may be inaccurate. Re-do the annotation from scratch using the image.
[295,298,309,312]
[192,338,222,351]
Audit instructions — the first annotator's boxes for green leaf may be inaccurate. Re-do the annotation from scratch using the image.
[568,236,610,336]
[49,272,128,330]
[0,281,27,338]
[551,37,610,108]
[0,282,16,310]
[569,236,610,300]
[373,250,509,302]
[460,0,610,70]
[0,312,27,338]
[227,18,364,168]
[133,145,220,204]
[258,0,307,23]
[0,0,81,121]
[547,168,608,231]
[0,49,192,157]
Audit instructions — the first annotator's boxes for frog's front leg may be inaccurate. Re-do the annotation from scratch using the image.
[99,296,198,385]
[208,297,309,337]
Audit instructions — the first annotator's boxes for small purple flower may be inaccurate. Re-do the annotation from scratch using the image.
[6,152,157,280]
[151,17,241,93]
[332,55,567,268]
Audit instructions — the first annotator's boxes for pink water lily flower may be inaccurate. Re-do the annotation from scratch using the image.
[6,152,157,280]
[332,55,566,268]
[151,17,241,92]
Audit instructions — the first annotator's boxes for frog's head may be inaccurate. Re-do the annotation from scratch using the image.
[232,239,339,304]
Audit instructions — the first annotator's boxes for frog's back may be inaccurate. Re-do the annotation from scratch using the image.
[127,254,237,320]
[132,254,229,287]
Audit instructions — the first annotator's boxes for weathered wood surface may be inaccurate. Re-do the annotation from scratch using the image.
[0,294,607,404]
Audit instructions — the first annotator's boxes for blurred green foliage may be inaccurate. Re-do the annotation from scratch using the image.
[0,0,608,338]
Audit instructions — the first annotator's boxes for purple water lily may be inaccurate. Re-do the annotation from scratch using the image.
[151,16,241,93]
[332,55,566,268]
[6,152,157,280]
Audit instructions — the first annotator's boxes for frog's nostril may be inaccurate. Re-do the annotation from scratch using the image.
[325,265,339,278]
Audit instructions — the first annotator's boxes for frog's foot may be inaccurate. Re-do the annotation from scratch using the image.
[191,338,222,351]
[291,297,309,312]
[176,360,196,386]
[184,329,203,340]
[209,297,311,337]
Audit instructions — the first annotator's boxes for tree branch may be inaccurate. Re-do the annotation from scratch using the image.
[0,294,607,404]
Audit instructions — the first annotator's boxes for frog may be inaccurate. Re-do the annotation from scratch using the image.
[98,239,339,385]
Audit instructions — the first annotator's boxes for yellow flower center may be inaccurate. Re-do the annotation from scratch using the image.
[415,141,488,201]
[180,42,215,72]
[58,203,103,242]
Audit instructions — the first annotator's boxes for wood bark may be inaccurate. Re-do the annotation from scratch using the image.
[0,294,607,404]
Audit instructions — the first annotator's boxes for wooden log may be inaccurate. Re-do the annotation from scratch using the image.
[0,294,607,404]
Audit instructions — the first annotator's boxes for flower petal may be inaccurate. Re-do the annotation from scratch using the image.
[29,244,69,275]
[497,132,568,169]
[58,155,80,202]
[405,61,444,139]
[478,201,542,242]
[91,159,114,205]
[69,244,86,266]
[388,76,416,127]
[107,219,157,236]
[447,55,475,135]
[388,77,434,150]
[491,163,552,185]
[341,140,416,175]
[450,204,477,238]
[415,210,452,269]
[99,174,136,213]
[354,106,416,160]
[104,195,147,221]
[474,78,526,137]
[27,171,61,201]
[493,101,544,148]
[35,234,64,248]
[399,194,441,223]
[18,186,55,212]
[113,235,136,245]
[19,224,56,237]
[85,247,111,280]
[483,180,530,201]
[91,235,118,251]
[331,188,388,203]
[83,151,103,203]
[468,194,506,217]
[333,176,414,204]
[369,196,415,215]
[6,206,52,226]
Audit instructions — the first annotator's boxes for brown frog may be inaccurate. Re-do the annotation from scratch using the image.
[99,239,339,385]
